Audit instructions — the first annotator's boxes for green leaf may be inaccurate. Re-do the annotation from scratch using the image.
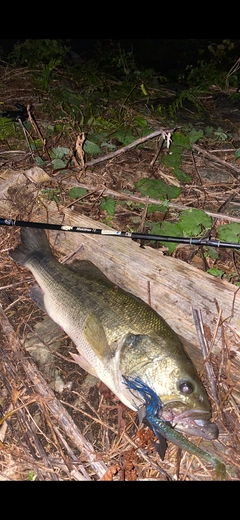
[30,139,42,151]
[149,222,162,235]
[162,147,182,168]
[115,128,136,145]
[207,268,225,277]
[88,131,108,143]
[141,126,153,137]
[172,132,191,149]
[217,222,240,243]
[141,82,149,96]
[205,126,214,134]
[35,156,46,167]
[41,188,61,202]
[27,471,36,481]
[51,147,69,159]
[135,116,149,127]
[83,140,103,155]
[147,203,168,213]
[158,221,183,237]
[172,168,191,182]
[100,197,116,216]
[161,139,191,182]
[234,148,240,160]
[204,247,219,259]
[101,141,116,150]
[179,209,212,236]
[214,129,228,141]
[135,178,181,200]
[188,128,204,143]
[150,221,182,254]
[0,117,16,140]
[55,124,63,132]
[69,187,88,199]
[52,158,67,169]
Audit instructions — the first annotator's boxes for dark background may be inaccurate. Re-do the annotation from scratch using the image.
[70,39,240,76]
[1,39,239,81]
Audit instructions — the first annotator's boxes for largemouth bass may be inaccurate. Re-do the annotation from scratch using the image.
[9,228,219,440]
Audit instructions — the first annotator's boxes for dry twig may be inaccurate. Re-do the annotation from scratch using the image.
[78,128,178,169]
[192,307,220,406]
[192,144,240,179]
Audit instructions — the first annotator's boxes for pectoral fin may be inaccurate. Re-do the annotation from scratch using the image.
[70,352,97,377]
[30,284,47,313]
[84,313,112,362]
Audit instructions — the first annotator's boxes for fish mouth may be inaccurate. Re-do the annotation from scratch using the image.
[160,406,219,440]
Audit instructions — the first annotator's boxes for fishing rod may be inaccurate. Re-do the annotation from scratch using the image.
[1,217,240,249]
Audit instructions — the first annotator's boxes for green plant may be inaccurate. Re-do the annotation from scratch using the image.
[150,221,183,254]
[234,149,240,160]
[41,188,61,204]
[83,140,103,155]
[60,88,85,122]
[9,39,71,66]
[27,471,36,481]
[40,58,62,90]
[114,127,137,146]
[100,197,116,216]
[217,222,240,243]
[161,131,198,182]
[0,117,16,140]
[97,40,139,78]
[178,208,212,235]
[69,187,88,199]
[102,216,114,227]
[49,147,70,169]
[209,40,235,56]
[169,87,206,118]
[149,208,212,254]
[136,178,181,201]
[159,128,207,183]
[204,247,219,260]
[203,125,229,142]
[213,128,229,141]
[185,40,236,88]
[207,268,225,278]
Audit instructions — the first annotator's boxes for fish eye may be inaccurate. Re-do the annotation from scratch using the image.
[178,380,194,395]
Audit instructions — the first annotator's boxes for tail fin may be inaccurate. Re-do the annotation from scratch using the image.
[9,228,52,266]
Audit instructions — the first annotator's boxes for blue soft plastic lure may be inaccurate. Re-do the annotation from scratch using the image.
[123,375,226,480]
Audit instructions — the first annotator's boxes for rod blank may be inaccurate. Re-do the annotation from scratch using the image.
[1,218,240,249]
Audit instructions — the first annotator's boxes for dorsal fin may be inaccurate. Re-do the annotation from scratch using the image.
[67,259,111,283]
